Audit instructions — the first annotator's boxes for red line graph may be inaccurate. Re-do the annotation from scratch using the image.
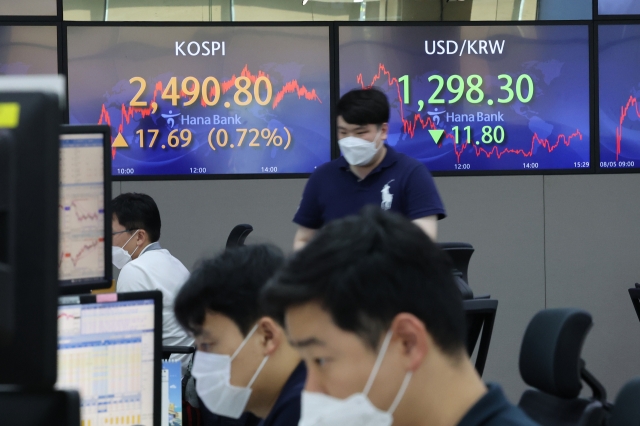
[57,312,79,320]
[616,95,640,161]
[59,238,103,268]
[356,63,583,163]
[98,65,322,158]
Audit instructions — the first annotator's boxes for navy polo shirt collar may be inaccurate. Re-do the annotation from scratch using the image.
[457,384,513,426]
[258,362,306,426]
[338,144,400,175]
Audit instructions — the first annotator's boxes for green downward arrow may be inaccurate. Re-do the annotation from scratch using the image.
[428,129,445,145]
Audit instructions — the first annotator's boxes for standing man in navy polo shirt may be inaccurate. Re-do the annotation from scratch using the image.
[293,88,446,250]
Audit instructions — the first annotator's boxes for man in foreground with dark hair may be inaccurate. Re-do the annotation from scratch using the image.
[111,192,193,368]
[174,244,305,426]
[293,88,445,249]
[264,207,537,426]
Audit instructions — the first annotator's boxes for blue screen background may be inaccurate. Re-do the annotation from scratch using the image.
[339,25,591,173]
[67,26,332,178]
[598,24,640,169]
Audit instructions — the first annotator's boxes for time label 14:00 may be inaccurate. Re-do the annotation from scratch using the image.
[398,73,534,106]
[129,75,273,109]
[136,127,292,150]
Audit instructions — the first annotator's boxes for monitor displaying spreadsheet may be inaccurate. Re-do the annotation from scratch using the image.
[57,293,161,426]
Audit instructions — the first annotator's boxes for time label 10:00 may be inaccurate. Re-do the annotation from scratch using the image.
[136,127,292,151]
[398,74,534,106]
[129,75,273,109]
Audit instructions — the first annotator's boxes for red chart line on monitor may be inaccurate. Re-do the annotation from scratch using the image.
[356,63,584,163]
[59,238,104,268]
[616,95,640,161]
[98,65,322,159]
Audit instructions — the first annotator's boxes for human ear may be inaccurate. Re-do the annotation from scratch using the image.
[257,317,282,356]
[380,123,389,140]
[390,313,429,372]
[136,229,147,245]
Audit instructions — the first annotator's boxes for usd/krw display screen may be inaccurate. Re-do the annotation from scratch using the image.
[67,26,331,178]
[598,24,640,170]
[0,25,58,75]
[339,25,591,173]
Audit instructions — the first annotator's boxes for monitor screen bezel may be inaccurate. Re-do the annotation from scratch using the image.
[58,290,163,426]
[594,20,640,174]
[62,21,336,181]
[335,20,596,177]
[58,124,112,294]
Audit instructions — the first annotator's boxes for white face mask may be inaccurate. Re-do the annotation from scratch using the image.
[338,130,383,166]
[191,325,269,419]
[299,330,413,426]
[111,230,140,269]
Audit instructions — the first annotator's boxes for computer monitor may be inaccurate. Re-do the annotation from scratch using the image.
[0,91,60,387]
[57,291,162,426]
[58,125,112,294]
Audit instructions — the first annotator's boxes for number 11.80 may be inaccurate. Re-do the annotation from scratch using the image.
[451,125,505,145]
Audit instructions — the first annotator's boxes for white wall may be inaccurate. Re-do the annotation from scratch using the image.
[114,173,640,402]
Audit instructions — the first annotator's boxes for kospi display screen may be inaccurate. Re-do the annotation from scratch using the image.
[0,25,58,75]
[598,0,640,16]
[67,25,331,178]
[598,24,640,171]
[338,24,592,173]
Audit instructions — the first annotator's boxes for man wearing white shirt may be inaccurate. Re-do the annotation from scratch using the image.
[112,193,194,369]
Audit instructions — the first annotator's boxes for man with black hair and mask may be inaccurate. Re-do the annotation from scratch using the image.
[293,88,445,250]
[264,207,538,426]
[174,244,305,426]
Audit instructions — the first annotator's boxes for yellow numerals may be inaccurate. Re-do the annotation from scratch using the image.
[136,129,159,147]
[129,77,147,107]
[208,127,291,151]
[130,76,273,108]
[136,129,191,148]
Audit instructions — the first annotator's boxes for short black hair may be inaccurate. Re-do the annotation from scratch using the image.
[262,207,466,355]
[336,88,390,126]
[174,244,285,336]
[111,193,161,242]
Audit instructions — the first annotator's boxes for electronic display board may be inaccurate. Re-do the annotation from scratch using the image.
[0,0,56,16]
[339,24,592,173]
[0,25,58,75]
[598,24,640,170]
[598,0,640,16]
[67,25,332,178]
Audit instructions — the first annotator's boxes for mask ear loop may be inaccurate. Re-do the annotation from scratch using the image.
[122,229,140,251]
[387,371,413,414]
[363,329,394,396]
[231,324,259,361]
[230,324,269,389]
[246,356,269,389]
